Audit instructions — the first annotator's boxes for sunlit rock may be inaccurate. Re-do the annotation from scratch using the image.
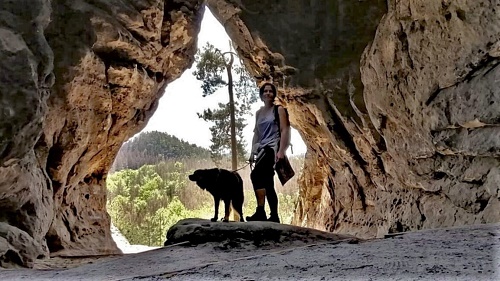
[1,0,499,268]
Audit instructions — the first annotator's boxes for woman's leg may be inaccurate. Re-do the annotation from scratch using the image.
[247,147,275,221]
[260,147,279,222]
[265,181,279,223]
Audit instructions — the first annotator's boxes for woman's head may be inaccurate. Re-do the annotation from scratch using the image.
[259,83,277,102]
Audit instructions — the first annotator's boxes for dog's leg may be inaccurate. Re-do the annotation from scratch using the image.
[223,199,231,222]
[234,201,244,222]
[211,197,220,222]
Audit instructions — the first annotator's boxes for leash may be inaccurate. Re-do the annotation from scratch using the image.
[231,162,250,172]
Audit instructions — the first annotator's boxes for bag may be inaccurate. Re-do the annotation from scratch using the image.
[275,155,295,185]
[274,105,295,185]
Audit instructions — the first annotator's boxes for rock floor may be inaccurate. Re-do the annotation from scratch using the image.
[0,221,498,281]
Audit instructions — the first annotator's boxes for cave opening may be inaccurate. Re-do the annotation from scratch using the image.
[107,7,307,249]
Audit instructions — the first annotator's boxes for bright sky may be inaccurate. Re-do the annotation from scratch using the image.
[142,9,307,155]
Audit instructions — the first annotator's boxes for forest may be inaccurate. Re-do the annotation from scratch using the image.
[107,131,303,246]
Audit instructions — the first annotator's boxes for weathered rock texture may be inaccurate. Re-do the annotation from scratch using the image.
[0,0,54,268]
[1,0,499,268]
[164,218,359,246]
[42,0,205,258]
[1,0,204,267]
[207,0,500,238]
[360,0,500,235]
[207,0,388,238]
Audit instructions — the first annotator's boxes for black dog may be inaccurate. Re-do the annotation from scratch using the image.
[188,168,244,222]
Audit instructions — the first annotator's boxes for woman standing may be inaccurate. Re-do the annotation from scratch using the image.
[247,82,291,223]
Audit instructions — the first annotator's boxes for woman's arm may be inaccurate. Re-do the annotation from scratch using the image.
[276,106,290,160]
[249,109,261,162]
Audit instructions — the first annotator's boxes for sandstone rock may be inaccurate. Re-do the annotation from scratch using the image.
[208,0,500,239]
[0,222,47,268]
[1,0,204,267]
[0,0,54,268]
[361,0,500,232]
[207,0,388,239]
[1,0,499,268]
[164,218,359,247]
[41,0,204,258]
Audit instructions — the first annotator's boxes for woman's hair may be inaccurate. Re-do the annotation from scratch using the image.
[259,82,277,99]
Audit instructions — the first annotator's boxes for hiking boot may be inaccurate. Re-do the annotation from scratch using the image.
[246,206,267,221]
[268,214,280,223]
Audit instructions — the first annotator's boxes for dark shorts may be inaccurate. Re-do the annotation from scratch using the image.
[250,146,275,190]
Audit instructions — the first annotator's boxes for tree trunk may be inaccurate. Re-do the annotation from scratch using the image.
[226,53,237,171]
[225,53,240,222]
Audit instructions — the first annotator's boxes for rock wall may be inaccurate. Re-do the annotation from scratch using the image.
[0,0,54,268]
[1,0,499,268]
[207,0,500,238]
[360,0,500,234]
[1,0,204,267]
[207,0,388,238]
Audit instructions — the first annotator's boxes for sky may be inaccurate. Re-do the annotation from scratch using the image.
[142,9,307,155]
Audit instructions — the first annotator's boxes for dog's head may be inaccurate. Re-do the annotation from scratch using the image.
[188,169,218,190]
[188,169,204,184]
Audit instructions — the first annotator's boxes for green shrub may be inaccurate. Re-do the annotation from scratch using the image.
[107,156,303,246]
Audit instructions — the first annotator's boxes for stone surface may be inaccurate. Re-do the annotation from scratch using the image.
[1,0,204,267]
[0,0,54,268]
[207,0,500,239]
[360,0,500,234]
[207,0,388,239]
[1,0,500,268]
[42,0,204,258]
[0,222,498,280]
[164,218,359,246]
[0,223,46,268]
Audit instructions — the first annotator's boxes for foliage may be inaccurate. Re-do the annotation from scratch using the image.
[193,42,258,166]
[111,131,210,172]
[107,163,189,246]
[107,155,304,247]
[192,42,227,97]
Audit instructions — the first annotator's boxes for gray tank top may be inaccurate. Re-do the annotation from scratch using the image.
[257,107,280,151]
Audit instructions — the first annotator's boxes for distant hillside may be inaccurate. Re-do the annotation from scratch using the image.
[111,131,210,172]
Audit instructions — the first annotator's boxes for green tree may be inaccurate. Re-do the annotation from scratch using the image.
[111,131,211,172]
[193,42,258,167]
[107,162,190,246]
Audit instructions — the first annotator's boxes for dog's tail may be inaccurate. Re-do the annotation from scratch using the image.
[233,171,243,189]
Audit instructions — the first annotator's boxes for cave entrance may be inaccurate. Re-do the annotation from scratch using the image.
[107,8,306,249]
